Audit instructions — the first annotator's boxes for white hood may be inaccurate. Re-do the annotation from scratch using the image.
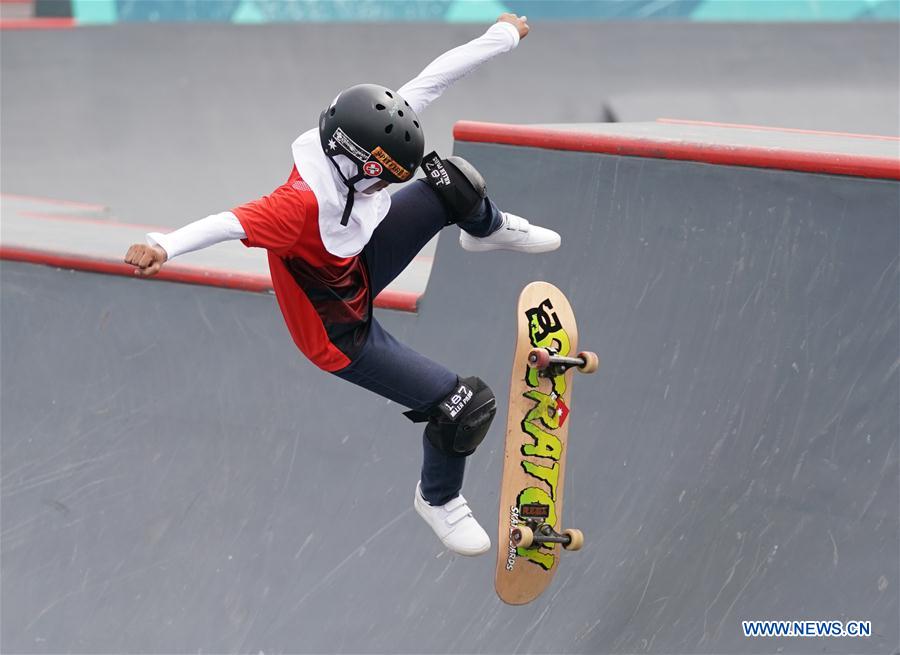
[291,128,392,258]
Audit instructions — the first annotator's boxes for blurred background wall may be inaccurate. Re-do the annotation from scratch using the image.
[32,0,900,22]
[2,0,898,228]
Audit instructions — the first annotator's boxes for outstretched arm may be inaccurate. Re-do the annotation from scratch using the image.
[124,211,246,277]
[398,13,529,116]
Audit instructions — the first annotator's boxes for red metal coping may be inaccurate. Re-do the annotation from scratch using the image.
[453,121,900,181]
[0,18,76,29]
[0,247,419,312]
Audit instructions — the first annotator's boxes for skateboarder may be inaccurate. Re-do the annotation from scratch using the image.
[124,14,560,557]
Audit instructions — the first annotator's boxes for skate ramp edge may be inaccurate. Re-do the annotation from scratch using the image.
[452,119,900,180]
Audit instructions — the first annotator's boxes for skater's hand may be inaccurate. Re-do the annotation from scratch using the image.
[497,13,529,40]
[124,243,168,277]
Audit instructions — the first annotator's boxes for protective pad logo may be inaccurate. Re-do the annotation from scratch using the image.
[332,128,370,164]
[439,382,474,420]
[372,146,412,181]
[422,152,450,188]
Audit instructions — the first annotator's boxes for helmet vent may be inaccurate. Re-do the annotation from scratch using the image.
[385,124,394,134]
[405,131,411,142]
[375,103,386,111]
[404,100,410,107]
[413,120,420,129]
[398,110,404,117]
[385,91,394,98]
[329,107,336,116]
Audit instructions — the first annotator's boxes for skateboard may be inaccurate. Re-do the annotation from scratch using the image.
[494,281,598,605]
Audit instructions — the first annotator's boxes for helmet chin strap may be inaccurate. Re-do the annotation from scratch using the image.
[327,155,368,226]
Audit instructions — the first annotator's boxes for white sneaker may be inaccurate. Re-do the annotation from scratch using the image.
[414,482,491,556]
[459,212,561,254]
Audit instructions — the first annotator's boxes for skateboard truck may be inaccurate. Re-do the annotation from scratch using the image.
[511,518,584,551]
[527,348,599,377]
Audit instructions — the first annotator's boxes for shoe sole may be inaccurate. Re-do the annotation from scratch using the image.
[459,236,561,254]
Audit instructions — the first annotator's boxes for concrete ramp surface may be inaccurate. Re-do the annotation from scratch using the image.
[2,122,898,653]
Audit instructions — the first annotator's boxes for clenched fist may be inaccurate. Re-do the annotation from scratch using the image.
[124,243,168,277]
[497,13,529,39]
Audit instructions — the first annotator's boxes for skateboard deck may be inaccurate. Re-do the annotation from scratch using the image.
[494,281,595,605]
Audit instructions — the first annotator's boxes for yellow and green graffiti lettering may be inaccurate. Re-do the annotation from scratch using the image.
[521,460,560,500]
[520,419,562,460]
[516,487,558,570]
[525,300,570,396]
[520,389,564,461]
[516,544,556,570]
[523,389,564,429]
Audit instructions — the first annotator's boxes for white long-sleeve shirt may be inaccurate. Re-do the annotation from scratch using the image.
[148,21,519,259]
[398,20,519,115]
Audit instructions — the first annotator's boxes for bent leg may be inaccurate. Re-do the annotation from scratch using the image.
[333,318,466,505]
[365,180,503,297]
[456,197,503,238]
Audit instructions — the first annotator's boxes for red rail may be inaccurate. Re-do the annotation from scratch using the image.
[454,121,900,181]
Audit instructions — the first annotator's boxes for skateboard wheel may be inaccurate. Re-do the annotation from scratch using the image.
[562,529,584,551]
[576,351,599,374]
[527,348,551,370]
[512,525,534,548]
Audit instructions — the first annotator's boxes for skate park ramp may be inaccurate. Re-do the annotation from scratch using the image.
[2,121,899,653]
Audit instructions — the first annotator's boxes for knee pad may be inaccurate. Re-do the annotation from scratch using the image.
[404,376,496,457]
[421,151,487,225]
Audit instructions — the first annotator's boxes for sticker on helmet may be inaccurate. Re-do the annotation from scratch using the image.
[333,128,370,164]
[363,161,383,177]
[372,146,412,181]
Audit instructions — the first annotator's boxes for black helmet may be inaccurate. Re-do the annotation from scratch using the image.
[319,84,425,224]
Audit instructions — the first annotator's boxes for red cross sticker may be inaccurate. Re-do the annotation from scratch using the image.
[363,161,383,177]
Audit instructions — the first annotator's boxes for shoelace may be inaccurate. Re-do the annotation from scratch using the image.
[444,496,474,526]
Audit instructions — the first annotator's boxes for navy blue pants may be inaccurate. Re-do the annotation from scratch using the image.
[334,180,502,506]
